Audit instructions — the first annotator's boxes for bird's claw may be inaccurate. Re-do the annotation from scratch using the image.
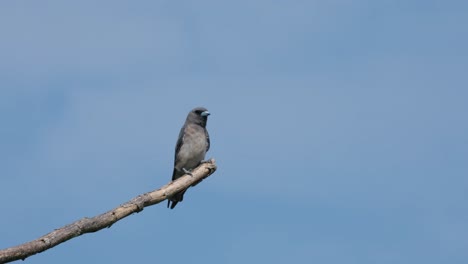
[182,168,193,177]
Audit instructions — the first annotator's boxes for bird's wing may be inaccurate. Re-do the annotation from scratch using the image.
[172,124,186,181]
[205,128,210,152]
[174,124,186,160]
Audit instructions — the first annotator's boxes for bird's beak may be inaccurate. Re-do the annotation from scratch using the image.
[201,111,210,117]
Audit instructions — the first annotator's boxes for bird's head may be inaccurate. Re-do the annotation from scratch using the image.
[187,107,210,126]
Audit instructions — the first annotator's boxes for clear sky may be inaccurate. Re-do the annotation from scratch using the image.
[1,1,467,263]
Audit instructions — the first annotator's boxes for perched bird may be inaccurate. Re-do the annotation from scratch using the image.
[168,107,211,209]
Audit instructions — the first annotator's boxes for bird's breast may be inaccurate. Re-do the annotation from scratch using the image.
[175,125,207,170]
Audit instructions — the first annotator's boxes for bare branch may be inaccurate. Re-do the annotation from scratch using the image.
[0,159,217,263]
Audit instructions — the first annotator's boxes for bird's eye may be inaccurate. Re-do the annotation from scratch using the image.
[194,110,202,115]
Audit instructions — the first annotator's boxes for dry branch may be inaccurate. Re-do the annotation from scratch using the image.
[0,159,217,264]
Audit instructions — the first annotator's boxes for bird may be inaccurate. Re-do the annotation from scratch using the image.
[168,107,211,209]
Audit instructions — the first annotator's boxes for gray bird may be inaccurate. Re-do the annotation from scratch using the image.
[168,107,211,209]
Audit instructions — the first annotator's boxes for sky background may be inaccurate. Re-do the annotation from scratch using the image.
[1,1,468,263]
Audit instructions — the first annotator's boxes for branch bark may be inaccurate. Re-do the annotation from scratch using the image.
[0,159,217,264]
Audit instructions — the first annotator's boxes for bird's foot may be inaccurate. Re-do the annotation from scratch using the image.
[182,168,193,177]
[200,159,211,164]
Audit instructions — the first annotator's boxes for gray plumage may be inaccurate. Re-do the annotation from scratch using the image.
[168,107,211,209]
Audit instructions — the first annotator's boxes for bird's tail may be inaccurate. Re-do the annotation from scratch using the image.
[167,190,185,209]
[167,168,187,209]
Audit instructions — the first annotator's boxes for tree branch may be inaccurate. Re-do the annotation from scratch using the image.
[0,159,217,263]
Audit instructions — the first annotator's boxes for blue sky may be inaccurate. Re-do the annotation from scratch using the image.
[1,1,468,263]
